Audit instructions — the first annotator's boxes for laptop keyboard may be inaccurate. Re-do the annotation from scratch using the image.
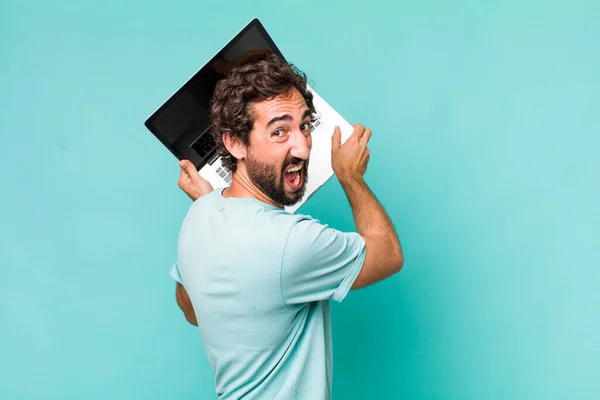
[311,119,322,131]
[191,132,216,159]
[216,165,232,184]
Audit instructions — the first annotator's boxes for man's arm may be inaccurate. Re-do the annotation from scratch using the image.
[340,176,403,289]
[331,124,403,290]
[172,159,213,326]
[175,282,198,326]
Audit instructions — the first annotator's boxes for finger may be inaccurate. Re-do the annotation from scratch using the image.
[332,126,342,151]
[352,124,366,140]
[180,160,198,177]
[178,166,188,189]
[178,161,188,180]
[361,129,372,144]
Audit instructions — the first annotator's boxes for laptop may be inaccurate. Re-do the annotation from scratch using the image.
[144,18,354,213]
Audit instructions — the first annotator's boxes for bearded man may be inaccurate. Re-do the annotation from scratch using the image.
[172,55,403,400]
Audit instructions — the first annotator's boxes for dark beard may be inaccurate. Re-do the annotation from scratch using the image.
[246,153,308,207]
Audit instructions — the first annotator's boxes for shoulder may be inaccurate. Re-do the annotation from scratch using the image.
[184,190,220,214]
[180,191,219,223]
[193,189,221,209]
[282,213,364,261]
[264,211,329,237]
[238,210,332,252]
[282,212,345,240]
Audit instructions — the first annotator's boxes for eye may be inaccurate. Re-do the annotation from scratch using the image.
[271,129,288,141]
[301,122,312,132]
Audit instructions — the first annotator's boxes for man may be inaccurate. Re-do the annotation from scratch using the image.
[171,55,403,399]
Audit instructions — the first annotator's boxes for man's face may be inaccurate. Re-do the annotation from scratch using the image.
[244,88,313,207]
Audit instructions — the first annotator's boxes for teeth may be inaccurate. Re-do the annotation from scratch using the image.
[286,162,304,173]
[294,172,300,186]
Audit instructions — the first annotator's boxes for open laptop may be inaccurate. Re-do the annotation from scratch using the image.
[144,18,354,213]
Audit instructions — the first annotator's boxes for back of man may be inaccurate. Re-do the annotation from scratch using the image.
[171,55,403,399]
[173,188,366,399]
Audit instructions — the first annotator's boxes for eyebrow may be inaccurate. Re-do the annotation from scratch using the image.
[265,109,312,129]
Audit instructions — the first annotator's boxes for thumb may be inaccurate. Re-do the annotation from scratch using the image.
[331,126,341,152]
[180,160,197,178]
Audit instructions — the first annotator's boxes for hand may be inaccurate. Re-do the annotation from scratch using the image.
[331,124,372,183]
[178,160,213,201]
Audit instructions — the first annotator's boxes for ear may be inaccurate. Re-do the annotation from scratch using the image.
[222,132,247,162]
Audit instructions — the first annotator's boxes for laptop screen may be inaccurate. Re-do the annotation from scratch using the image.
[144,19,284,169]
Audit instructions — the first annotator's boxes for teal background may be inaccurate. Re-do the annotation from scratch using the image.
[1,0,599,399]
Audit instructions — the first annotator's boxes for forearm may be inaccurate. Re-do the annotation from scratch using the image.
[175,282,198,326]
[340,177,393,236]
[341,177,403,267]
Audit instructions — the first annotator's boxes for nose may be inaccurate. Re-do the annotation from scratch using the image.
[289,130,311,160]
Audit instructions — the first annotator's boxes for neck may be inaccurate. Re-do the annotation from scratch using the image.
[222,167,283,209]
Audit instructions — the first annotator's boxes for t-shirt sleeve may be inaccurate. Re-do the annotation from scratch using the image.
[280,217,366,305]
[170,261,183,284]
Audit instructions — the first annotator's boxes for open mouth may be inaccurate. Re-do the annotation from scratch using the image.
[284,161,305,191]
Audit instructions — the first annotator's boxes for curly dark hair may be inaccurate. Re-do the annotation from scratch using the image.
[209,54,316,172]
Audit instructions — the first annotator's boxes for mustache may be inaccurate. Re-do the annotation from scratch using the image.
[282,157,306,170]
